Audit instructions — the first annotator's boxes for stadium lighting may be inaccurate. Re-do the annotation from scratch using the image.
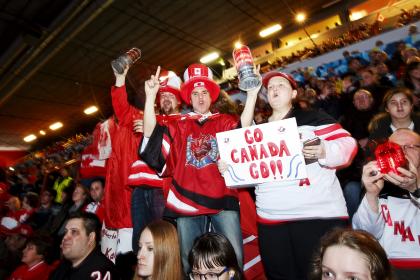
[84,106,98,115]
[259,24,282,37]
[200,52,220,64]
[234,41,243,49]
[49,122,63,130]
[23,134,37,142]
[296,13,306,23]
[39,130,46,135]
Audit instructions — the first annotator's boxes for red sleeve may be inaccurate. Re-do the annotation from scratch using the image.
[111,85,139,127]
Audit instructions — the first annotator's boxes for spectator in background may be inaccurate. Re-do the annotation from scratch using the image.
[310,228,393,280]
[28,188,60,230]
[0,225,32,279]
[314,80,342,120]
[188,233,241,280]
[8,235,55,280]
[369,87,420,141]
[134,220,182,280]
[375,62,396,87]
[85,178,105,223]
[404,60,420,101]
[52,167,73,204]
[353,129,420,278]
[359,68,389,110]
[49,212,119,279]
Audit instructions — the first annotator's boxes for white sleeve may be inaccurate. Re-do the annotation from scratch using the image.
[140,137,150,153]
[352,195,386,240]
[318,136,357,168]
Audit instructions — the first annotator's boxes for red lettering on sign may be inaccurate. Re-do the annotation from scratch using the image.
[231,149,239,163]
[299,178,311,186]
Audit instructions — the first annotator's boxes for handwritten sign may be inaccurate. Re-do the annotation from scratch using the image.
[216,118,306,187]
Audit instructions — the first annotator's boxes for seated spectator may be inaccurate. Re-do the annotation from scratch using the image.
[8,235,55,280]
[135,220,182,280]
[28,188,60,230]
[0,225,32,279]
[188,233,241,280]
[310,228,392,280]
[359,68,389,110]
[404,60,420,102]
[314,80,342,120]
[369,87,420,141]
[49,212,119,279]
[353,129,420,278]
[84,178,105,223]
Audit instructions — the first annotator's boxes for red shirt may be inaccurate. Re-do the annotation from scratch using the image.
[9,261,53,280]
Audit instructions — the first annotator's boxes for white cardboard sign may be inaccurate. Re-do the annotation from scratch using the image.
[216,117,307,187]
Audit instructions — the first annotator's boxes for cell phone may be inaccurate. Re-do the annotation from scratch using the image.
[303,137,321,147]
[303,137,321,164]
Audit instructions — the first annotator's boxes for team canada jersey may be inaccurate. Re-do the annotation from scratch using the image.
[353,191,420,268]
[9,261,53,280]
[255,109,356,222]
[141,112,240,217]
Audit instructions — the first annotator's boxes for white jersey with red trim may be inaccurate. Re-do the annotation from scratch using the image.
[353,192,420,266]
[255,108,356,222]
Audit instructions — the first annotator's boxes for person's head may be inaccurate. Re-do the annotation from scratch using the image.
[321,81,336,97]
[348,57,363,72]
[72,184,89,205]
[180,64,220,114]
[61,212,101,267]
[136,220,182,280]
[360,68,378,87]
[89,178,105,203]
[383,87,414,122]
[61,183,75,205]
[389,129,420,169]
[22,192,39,210]
[406,61,420,82]
[375,62,389,75]
[353,89,374,111]
[189,233,241,280]
[40,188,56,206]
[59,167,69,177]
[310,228,392,280]
[22,235,52,266]
[5,196,21,211]
[341,73,359,91]
[158,74,182,115]
[262,71,298,111]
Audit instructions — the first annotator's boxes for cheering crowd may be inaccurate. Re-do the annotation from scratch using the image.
[1,16,420,280]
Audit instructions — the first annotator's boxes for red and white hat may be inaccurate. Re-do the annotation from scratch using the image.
[180,63,220,105]
[158,74,182,104]
[262,71,297,90]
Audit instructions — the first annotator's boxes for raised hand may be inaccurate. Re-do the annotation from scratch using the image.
[384,158,418,193]
[114,65,129,87]
[145,66,161,99]
[362,161,385,213]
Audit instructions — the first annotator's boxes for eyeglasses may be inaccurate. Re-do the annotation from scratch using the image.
[402,144,420,152]
[189,267,228,280]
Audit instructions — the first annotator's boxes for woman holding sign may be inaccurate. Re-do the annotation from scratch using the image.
[236,71,357,279]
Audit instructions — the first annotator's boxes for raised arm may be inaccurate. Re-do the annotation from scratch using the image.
[143,66,161,137]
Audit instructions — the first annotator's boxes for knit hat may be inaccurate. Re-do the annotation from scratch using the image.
[180,64,220,105]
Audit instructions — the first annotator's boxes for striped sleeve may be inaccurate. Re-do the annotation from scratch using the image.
[315,122,357,168]
[139,124,172,174]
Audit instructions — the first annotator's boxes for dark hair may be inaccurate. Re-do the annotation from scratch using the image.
[404,61,420,89]
[43,188,57,200]
[23,192,40,208]
[27,235,54,263]
[310,228,393,280]
[90,177,105,189]
[67,212,101,244]
[189,233,241,280]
